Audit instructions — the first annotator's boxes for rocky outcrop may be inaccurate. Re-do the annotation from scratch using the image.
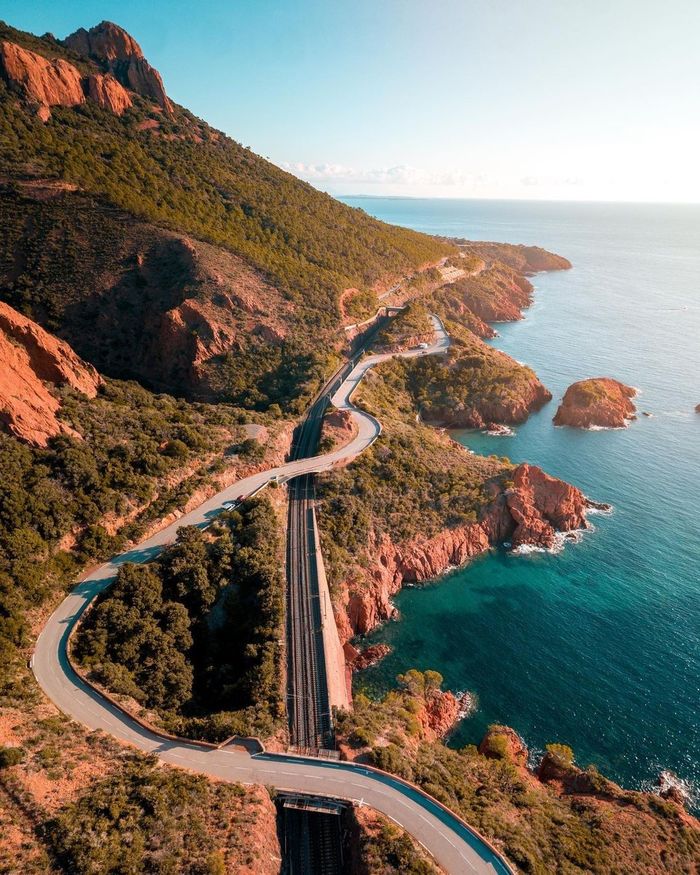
[452,269,534,323]
[478,725,529,766]
[419,688,464,740]
[344,642,391,672]
[63,20,142,60]
[86,72,132,114]
[505,463,589,548]
[554,378,637,429]
[63,21,172,114]
[658,772,691,807]
[320,408,358,452]
[0,40,84,113]
[0,301,101,446]
[335,463,592,641]
[426,375,551,429]
[1,24,163,120]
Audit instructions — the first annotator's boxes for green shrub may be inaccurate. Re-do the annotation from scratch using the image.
[0,745,24,768]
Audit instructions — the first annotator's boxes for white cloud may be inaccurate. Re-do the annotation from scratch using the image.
[281,161,485,188]
[520,174,583,188]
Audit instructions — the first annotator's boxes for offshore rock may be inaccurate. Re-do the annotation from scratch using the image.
[554,377,637,429]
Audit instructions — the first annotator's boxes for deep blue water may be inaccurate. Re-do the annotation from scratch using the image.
[339,197,700,801]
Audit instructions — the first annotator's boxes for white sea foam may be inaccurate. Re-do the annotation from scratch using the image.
[455,690,479,721]
[484,425,515,437]
[509,527,587,556]
[587,504,614,515]
[510,542,547,555]
[586,423,628,431]
[641,770,699,808]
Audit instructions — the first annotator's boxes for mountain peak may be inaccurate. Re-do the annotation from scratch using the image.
[63,21,144,62]
[62,21,172,115]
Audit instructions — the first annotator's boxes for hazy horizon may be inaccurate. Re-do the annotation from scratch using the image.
[335,193,700,206]
[6,0,700,203]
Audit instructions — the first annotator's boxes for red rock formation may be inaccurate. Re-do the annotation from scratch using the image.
[554,378,637,429]
[0,301,101,446]
[63,21,172,114]
[426,374,552,429]
[63,20,142,60]
[454,269,534,323]
[334,463,591,640]
[506,463,588,548]
[0,41,84,115]
[478,725,529,766]
[418,688,463,740]
[344,642,391,672]
[86,72,132,114]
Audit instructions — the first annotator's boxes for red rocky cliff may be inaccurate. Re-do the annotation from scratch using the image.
[86,72,132,115]
[0,301,101,446]
[63,21,172,114]
[554,378,637,429]
[0,40,84,114]
[335,463,593,641]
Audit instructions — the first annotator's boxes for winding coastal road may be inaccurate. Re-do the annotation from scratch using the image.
[32,316,513,875]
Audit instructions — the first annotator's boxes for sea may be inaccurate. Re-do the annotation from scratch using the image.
[338,196,700,805]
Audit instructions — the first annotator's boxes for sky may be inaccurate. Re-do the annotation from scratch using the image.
[5,0,700,202]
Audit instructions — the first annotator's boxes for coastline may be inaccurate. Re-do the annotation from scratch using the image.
[342,196,700,809]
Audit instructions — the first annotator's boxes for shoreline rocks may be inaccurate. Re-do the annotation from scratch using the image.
[334,463,594,641]
[554,378,637,429]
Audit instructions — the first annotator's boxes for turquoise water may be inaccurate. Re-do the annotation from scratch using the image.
[340,197,700,801]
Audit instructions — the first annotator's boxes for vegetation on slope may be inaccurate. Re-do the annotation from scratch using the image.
[0,705,282,873]
[0,378,278,704]
[0,21,452,340]
[338,679,700,874]
[348,806,442,874]
[401,325,549,426]
[75,496,285,741]
[316,360,508,587]
[371,301,434,350]
[46,756,278,874]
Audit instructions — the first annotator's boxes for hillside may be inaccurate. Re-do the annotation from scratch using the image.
[0,20,452,408]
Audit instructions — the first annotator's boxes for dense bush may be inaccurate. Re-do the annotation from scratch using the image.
[338,680,700,874]
[47,756,273,874]
[0,744,24,768]
[0,379,255,701]
[75,497,286,740]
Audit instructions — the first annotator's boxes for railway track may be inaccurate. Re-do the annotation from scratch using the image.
[286,473,332,749]
[285,315,391,750]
